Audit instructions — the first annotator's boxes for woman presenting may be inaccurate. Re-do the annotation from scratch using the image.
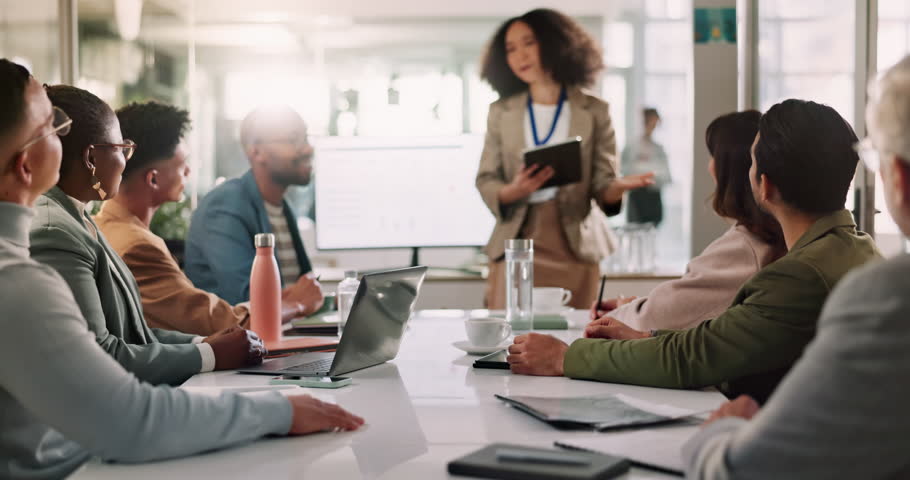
[477,8,653,309]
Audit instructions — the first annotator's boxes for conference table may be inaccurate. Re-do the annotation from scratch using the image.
[73,310,726,479]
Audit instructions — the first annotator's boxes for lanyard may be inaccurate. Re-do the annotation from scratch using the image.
[528,87,567,146]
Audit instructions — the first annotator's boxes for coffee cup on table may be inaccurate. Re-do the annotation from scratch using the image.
[532,287,572,313]
[464,317,512,348]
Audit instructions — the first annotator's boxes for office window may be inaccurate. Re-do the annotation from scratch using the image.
[62,2,695,272]
[876,0,910,255]
[644,22,689,72]
[642,9,692,272]
[602,6,693,273]
[757,0,860,253]
[0,0,59,82]
[76,0,191,109]
[758,0,856,124]
[601,74,628,155]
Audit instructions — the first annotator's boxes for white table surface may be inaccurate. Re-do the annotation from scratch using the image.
[72,310,725,479]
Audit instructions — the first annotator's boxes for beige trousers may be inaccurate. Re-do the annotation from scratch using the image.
[485,200,600,310]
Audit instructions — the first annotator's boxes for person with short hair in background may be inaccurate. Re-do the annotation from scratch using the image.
[95,101,316,336]
[622,107,672,226]
[684,54,910,480]
[0,58,363,480]
[30,84,265,386]
[476,8,655,310]
[184,105,323,313]
[507,99,880,405]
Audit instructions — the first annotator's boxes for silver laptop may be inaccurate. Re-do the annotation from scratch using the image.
[238,266,427,377]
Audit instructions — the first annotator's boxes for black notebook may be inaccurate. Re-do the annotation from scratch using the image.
[523,137,583,189]
[447,443,629,480]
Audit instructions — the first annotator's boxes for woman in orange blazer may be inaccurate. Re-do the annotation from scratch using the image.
[476,9,654,309]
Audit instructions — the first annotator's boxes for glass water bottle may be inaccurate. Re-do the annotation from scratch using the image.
[505,239,534,331]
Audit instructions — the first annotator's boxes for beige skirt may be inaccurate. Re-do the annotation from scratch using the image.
[485,200,600,310]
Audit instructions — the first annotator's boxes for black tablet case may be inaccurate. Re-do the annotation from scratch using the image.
[447,443,629,480]
[523,137,583,189]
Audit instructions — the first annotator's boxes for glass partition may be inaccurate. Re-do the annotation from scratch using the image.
[0,0,60,82]
[876,0,910,254]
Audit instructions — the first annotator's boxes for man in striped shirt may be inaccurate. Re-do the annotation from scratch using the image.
[185,105,323,312]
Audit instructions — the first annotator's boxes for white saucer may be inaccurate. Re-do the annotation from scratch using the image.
[452,340,510,356]
[535,306,574,316]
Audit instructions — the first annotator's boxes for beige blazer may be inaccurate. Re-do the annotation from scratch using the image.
[475,87,619,263]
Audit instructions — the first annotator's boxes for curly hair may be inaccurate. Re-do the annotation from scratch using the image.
[480,9,604,98]
[117,101,191,180]
[706,110,785,257]
[45,85,114,176]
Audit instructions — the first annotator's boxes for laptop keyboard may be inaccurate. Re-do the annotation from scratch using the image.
[281,357,334,374]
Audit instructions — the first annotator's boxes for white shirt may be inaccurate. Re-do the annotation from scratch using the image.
[264,201,300,286]
[524,101,572,204]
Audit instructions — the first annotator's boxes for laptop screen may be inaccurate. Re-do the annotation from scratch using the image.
[329,266,428,375]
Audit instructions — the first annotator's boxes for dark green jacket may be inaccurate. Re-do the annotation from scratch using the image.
[564,210,881,403]
[30,187,202,385]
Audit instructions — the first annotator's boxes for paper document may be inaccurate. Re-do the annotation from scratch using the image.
[556,424,699,474]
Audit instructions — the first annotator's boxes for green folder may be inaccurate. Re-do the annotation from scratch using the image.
[486,312,569,330]
[290,293,337,327]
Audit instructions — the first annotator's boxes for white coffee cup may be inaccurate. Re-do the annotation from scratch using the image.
[464,317,512,348]
[533,287,573,313]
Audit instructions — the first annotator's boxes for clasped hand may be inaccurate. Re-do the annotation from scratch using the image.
[203,326,267,370]
[506,333,568,376]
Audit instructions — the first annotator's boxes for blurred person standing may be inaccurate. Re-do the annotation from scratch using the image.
[476,8,654,309]
[622,107,672,226]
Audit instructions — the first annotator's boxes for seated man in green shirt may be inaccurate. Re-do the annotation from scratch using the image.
[507,99,881,403]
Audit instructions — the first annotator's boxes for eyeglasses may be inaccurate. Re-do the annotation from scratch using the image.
[18,106,73,152]
[854,138,880,172]
[88,139,136,161]
[257,137,311,149]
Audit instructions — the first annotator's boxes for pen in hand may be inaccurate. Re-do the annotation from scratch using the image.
[594,275,607,317]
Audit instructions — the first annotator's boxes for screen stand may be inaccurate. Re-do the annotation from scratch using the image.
[410,247,420,268]
[362,247,483,277]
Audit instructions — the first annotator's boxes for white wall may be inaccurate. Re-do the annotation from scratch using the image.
[690,0,738,257]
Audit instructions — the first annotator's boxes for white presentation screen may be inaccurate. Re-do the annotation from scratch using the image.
[314,136,495,250]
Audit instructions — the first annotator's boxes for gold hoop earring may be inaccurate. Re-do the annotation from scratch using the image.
[90,165,107,200]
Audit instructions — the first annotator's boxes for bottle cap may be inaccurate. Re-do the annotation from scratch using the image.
[254,233,275,248]
[505,239,533,251]
[344,270,358,278]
